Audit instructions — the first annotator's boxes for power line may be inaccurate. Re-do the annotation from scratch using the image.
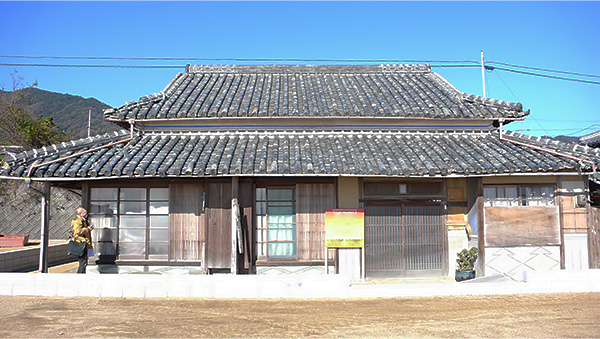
[0,55,481,64]
[0,63,184,69]
[488,60,600,79]
[565,124,597,136]
[487,66,600,85]
[0,62,480,70]
[493,70,520,102]
[2,56,599,85]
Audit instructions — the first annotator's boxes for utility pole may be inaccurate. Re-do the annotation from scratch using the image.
[87,109,91,138]
[480,50,486,98]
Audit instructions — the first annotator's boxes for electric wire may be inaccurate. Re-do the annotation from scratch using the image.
[0,63,184,69]
[0,62,480,69]
[488,66,600,85]
[2,55,598,136]
[0,55,481,64]
[493,70,520,102]
[565,124,598,136]
[2,55,599,82]
[488,60,600,79]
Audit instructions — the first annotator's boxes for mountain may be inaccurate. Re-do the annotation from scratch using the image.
[551,135,581,144]
[0,87,123,140]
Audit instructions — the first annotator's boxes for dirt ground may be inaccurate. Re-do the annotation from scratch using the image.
[0,293,599,338]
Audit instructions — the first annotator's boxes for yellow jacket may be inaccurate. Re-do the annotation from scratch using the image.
[71,215,93,250]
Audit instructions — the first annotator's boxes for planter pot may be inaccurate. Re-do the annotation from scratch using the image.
[0,234,29,247]
[455,269,476,282]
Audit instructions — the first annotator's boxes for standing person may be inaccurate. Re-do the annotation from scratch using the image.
[71,207,93,273]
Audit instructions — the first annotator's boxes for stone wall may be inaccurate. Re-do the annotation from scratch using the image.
[0,181,80,240]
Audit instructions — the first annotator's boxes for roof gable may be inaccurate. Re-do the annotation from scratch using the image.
[104,64,527,122]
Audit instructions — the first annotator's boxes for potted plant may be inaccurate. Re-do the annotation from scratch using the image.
[455,247,478,282]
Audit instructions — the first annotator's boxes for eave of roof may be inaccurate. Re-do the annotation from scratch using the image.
[2,129,597,181]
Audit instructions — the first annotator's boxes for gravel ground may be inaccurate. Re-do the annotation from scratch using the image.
[1,293,599,338]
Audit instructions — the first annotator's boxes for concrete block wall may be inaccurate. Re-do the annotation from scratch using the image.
[0,243,73,272]
[0,273,352,298]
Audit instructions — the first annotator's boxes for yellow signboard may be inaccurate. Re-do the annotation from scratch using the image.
[325,209,365,248]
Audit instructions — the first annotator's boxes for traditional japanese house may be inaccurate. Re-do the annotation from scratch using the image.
[2,64,599,278]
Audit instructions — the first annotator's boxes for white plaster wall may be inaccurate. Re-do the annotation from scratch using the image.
[448,229,469,273]
[255,266,334,275]
[337,248,362,281]
[564,234,589,270]
[486,246,560,280]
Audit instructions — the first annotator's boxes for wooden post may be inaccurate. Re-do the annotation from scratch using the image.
[476,177,485,277]
[557,176,566,269]
[38,182,50,273]
[231,177,239,274]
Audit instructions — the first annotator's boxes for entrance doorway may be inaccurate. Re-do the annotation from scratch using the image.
[365,204,445,278]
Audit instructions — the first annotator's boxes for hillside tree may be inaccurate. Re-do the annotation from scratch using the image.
[0,71,67,150]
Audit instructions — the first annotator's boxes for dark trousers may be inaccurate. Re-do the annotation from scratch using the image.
[77,250,88,274]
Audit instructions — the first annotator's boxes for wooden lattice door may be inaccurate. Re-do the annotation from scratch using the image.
[365,204,445,277]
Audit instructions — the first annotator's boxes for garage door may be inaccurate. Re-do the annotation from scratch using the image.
[365,204,445,277]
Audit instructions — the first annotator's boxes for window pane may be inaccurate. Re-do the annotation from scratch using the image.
[268,201,295,206]
[256,202,266,215]
[484,187,496,200]
[91,188,117,201]
[150,229,169,242]
[120,188,146,201]
[268,189,294,201]
[120,215,146,228]
[120,202,146,214]
[521,187,533,199]
[149,201,169,215]
[90,216,117,229]
[94,226,117,242]
[268,206,294,215]
[150,215,169,228]
[256,216,265,229]
[533,187,541,199]
[268,215,295,224]
[542,187,554,199]
[149,242,169,255]
[119,228,146,242]
[119,242,145,256]
[90,202,117,215]
[497,187,505,199]
[268,242,295,257]
[256,228,265,242]
[256,243,266,257]
[256,188,266,201]
[150,188,169,200]
[506,187,518,199]
[268,229,294,241]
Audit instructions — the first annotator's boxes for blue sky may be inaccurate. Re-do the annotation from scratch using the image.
[1,1,599,137]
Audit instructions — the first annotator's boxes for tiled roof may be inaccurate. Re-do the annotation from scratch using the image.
[580,130,600,148]
[104,64,527,121]
[2,129,598,180]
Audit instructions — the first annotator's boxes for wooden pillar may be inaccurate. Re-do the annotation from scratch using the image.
[557,176,566,269]
[231,177,239,274]
[476,177,485,277]
[38,182,51,273]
